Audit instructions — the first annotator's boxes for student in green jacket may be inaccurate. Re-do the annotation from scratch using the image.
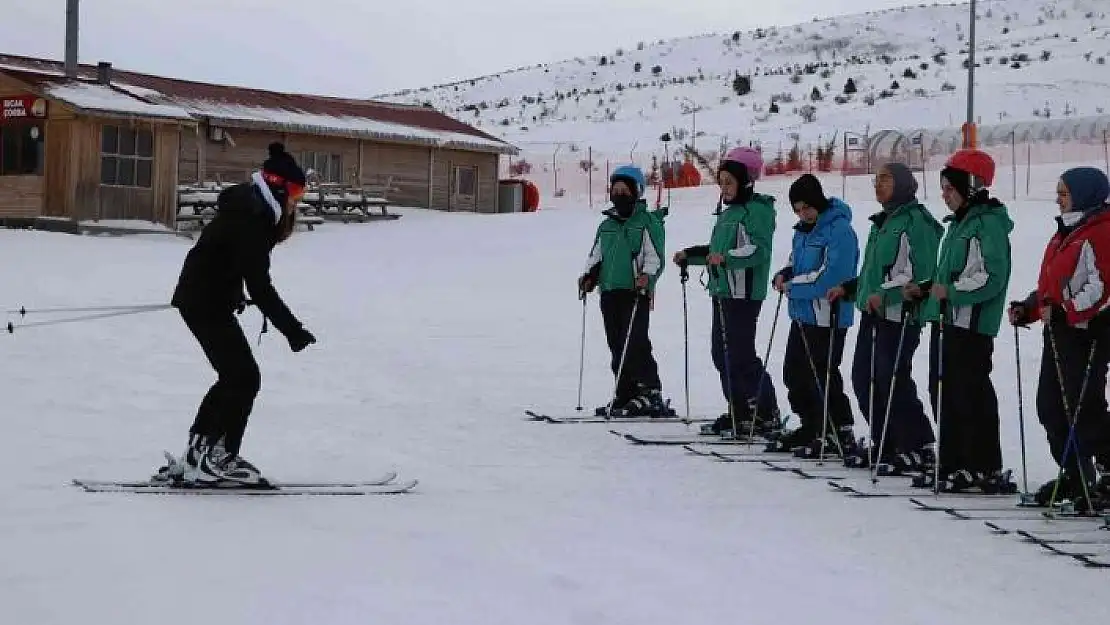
[902,149,1017,494]
[836,162,942,472]
[579,165,671,417]
[673,147,781,437]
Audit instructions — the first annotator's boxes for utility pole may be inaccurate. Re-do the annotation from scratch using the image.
[964,0,977,148]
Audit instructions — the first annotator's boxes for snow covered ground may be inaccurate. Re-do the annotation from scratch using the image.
[3,167,1110,624]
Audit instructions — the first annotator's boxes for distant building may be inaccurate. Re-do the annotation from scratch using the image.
[0,53,517,227]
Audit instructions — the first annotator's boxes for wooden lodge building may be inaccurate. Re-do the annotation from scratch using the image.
[0,53,517,228]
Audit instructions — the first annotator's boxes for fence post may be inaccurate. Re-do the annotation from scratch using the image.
[552,146,560,198]
[841,134,847,199]
[588,146,593,207]
[1026,142,1032,197]
[1104,130,1109,173]
[919,138,927,200]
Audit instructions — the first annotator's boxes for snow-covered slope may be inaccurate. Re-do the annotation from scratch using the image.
[381,0,1110,155]
[3,169,1109,624]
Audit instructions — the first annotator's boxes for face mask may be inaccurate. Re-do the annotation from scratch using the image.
[611,194,636,217]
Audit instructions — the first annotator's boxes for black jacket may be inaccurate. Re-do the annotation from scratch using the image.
[171,181,302,337]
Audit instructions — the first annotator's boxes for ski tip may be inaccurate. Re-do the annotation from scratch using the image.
[983,521,1010,534]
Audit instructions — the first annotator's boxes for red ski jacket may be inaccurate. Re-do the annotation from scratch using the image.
[1033,207,1110,327]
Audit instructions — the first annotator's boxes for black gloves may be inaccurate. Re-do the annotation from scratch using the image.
[287,325,316,352]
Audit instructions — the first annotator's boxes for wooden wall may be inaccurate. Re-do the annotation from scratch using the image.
[198,127,274,184]
[0,73,46,217]
[358,142,431,208]
[430,149,499,213]
[177,123,507,213]
[61,118,181,226]
[283,132,360,184]
[0,176,43,217]
[178,126,201,183]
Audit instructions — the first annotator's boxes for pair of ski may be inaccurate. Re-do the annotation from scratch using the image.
[983,520,1110,568]
[609,429,768,447]
[685,446,851,479]
[524,409,712,424]
[909,494,1110,568]
[72,470,418,496]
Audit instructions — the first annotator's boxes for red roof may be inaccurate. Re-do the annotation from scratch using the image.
[0,53,515,154]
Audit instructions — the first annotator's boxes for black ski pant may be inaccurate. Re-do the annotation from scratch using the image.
[1036,323,1110,479]
[600,290,660,404]
[928,324,1002,474]
[783,321,853,437]
[181,309,261,457]
[711,297,779,421]
[851,314,934,459]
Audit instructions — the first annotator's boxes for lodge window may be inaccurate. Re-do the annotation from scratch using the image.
[0,123,44,176]
[100,125,154,188]
[300,152,343,184]
[454,165,477,197]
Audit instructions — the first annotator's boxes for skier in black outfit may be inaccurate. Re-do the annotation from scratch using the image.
[155,142,316,487]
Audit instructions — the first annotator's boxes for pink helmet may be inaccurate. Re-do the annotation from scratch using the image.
[723,147,763,181]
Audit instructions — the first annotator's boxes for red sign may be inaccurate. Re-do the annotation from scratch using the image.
[1,95,47,121]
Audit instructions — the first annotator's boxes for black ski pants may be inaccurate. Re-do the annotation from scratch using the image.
[928,324,1002,474]
[711,297,779,421]
[600,290,660,404]
[851,314,934,458]
[181,309,261,457]
[1036,323,1110,478]
[783,321,853,437]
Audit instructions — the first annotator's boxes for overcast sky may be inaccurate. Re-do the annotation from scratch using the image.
[3,0,924,96]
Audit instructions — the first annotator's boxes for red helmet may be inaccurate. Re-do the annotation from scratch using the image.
[945,149,995,187]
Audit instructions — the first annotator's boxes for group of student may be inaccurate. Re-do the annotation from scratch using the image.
[578,146,1110,508]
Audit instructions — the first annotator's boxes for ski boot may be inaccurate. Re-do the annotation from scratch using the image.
[193,436,269,488]
[764,427,813,453]
[978,469,1019,495]
[738,404,786,440]
[794,425,855,459]
[619,386,676,417]
[843,439,876,469]
[595,397,628,417]
[883,445,936,477]
[701,413,740,437]
[152,433,206,485]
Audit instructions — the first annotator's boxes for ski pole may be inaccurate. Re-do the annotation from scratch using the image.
[747,290,784,443]
[606,291,642,419]
[867,314,878,471]
[576,292,588,412]
[7,303,172,316]
[818,304,843,463]
[932,302,946,496]
[715,295,739,438]
[5,304,174,334]
[796,317,845,463]
[1045,331,1097,513]
[680,263,691,423]
[871,306,912,484]
[1013,325,1031,500]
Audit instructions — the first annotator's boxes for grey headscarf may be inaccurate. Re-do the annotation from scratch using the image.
[881,162,919,211]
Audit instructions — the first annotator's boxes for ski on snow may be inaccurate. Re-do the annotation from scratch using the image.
[759,459,849,480]
[610,430,767,446]
[524,410,712,424]
[72,472,418,496]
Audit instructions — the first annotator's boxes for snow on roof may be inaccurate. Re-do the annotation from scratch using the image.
[0,55,516,154]
[177,99,514,153]
[42,82,195,121]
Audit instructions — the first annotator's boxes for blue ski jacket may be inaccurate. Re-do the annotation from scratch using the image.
[778,197,859,328]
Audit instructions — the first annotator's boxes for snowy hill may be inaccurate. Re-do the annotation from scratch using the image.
[380,0,1110,158]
